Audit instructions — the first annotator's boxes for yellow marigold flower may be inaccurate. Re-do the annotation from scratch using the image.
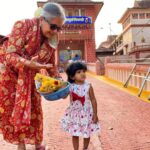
[34,73,63,93]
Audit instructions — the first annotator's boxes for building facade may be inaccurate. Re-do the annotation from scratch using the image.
[96,35,116,57]
[110,0,150,58]
[37,0,103,66]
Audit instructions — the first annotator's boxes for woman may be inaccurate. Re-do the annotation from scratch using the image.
[0,2,65,150]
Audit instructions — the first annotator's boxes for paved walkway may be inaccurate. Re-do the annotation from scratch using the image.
[0,74,150,150]
[89,74,150,150]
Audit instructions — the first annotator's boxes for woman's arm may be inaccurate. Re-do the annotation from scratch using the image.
[5,49,53,70]
[89,84,99,123]
[4,20,28,69]
[5,20,52,70]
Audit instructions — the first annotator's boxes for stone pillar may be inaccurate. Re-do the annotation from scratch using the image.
[104,56,111,65]
[84,40,96,63]
[95,59,105,75]
[96,60,100,75]
[104,56,111,76]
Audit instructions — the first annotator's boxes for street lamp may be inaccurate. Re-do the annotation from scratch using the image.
[108,23,112,35]
[100,23,116,35]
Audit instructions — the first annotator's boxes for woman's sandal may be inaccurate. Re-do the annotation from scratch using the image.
[35,145,45,150]
[17,144,26,150]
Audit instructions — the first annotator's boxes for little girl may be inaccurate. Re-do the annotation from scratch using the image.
[61,62,100,150]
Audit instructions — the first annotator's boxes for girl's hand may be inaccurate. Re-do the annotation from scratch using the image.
[92,114,99,123]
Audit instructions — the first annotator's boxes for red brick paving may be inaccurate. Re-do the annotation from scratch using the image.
[89,76,150,150]
[1,74,150,150]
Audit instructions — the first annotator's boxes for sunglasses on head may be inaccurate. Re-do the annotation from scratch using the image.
[44,18,62,32]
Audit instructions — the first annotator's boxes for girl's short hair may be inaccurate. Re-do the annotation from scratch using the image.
[66,62,87,83]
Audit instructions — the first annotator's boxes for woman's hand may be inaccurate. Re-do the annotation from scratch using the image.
[29,61,53,70]
[40,69,49,75]
[92,113,99,123]
[42,64,53,70]
[31,55,39,61]
[31,56,53,70]
[20,58,53,70]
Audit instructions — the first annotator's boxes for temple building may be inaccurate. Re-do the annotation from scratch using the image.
[110,0,150,58]
[96,35,117,57]
[37,0,103,66]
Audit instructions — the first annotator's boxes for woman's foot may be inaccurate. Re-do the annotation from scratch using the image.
[17,144,26,150]
[35,145,46,150]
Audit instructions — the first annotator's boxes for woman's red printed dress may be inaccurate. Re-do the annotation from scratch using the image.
[0,18,59,144]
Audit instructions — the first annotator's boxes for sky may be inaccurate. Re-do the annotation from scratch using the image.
[0,0,134,48]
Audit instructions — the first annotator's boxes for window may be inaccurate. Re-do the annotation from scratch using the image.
[139,13,145,19]
[65,10,68,16]
[75,9,79,16]
[132,13,138,19]
[81,9,85,16]
[66,8,85,17]
[78,9,85,16]
[66,9,73,16]
[68,11,73,16]
[146,13,150,18]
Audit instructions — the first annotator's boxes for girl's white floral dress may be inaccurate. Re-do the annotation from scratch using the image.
[61,82,100,138]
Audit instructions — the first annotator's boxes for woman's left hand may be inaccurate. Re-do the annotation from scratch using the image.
[43,63,53,69]
[92,114,99,123]
[31,56,53,70]
[31,56,39,61]
[40,69,49,75]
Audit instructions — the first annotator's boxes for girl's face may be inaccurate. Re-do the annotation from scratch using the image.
[41,16,64,39]
[72,69,86,84]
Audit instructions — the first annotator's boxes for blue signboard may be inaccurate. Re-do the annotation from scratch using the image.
[65,16,92,24]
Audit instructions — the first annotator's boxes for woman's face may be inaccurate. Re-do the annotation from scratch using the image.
[41,16,64,39]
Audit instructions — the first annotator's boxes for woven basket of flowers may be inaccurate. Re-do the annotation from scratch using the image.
[34,73,70,101]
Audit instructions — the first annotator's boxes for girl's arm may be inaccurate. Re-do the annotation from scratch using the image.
[89,84,99,123]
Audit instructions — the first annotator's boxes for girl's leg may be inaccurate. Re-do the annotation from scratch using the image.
[17,144,26,150]
[72,136,79,150]
[83,137,90,150]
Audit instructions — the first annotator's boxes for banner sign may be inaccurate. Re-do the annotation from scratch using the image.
[65,16,92,24]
